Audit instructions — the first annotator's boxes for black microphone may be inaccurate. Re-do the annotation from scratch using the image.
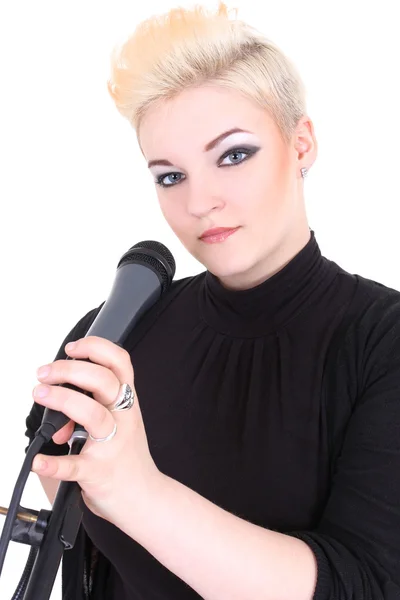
[35,240,175,443]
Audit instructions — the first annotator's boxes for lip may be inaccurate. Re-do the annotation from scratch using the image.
[200,226,240,239]
[199,226,240,244]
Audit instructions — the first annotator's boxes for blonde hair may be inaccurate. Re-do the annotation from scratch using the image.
[107,1,307,145]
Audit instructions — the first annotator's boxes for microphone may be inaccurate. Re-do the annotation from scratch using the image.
[35,240,176,443]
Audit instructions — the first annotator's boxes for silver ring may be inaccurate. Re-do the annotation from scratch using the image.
[87,384,133,443]
[109,383,135,412]
[89,422,117,443]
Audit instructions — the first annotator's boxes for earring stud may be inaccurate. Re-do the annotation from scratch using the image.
[301,167,308,178]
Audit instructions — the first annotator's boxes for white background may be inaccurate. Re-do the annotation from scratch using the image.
[0,1,399,598]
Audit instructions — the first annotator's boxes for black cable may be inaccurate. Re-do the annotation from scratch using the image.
[11,546,38,600]
[0,434,45,577]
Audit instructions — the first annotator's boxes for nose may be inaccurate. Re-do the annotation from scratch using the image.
[186,181,225,218]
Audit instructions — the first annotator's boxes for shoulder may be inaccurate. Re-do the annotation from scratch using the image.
[324,266,400,415]
[327,260,400,346]
[340,271,400,381]
[352,270,400,321]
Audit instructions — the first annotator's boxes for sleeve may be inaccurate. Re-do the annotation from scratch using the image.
[291,295,400,599]
[24,303,104,456]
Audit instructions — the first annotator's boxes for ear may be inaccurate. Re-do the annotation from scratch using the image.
[293,116,317,172]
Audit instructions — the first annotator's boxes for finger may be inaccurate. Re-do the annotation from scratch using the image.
[52,419,75,445]
[32,452,87,482]
[36,357,120,408]
[64,336,134,385]
[33,384,116,442]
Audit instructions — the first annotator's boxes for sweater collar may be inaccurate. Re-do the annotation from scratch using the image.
[198,229,339,338]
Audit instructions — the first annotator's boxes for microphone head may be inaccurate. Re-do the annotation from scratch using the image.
[117,240,176,294]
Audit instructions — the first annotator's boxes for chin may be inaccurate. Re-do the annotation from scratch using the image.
[203,254,256,280]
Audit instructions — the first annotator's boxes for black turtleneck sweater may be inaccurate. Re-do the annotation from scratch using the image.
[24,230,400,599]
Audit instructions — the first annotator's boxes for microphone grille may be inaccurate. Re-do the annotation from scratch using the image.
[117,240,176,293]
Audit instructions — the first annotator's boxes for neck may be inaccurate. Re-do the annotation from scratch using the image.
[216,224,312,292]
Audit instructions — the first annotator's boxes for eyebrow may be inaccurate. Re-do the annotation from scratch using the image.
[147,127,251,169]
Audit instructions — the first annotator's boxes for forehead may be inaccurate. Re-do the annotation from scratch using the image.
[138,85,275,157]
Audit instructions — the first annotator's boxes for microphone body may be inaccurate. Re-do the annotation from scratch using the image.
[85,264,162,344]
[35,243,175,443]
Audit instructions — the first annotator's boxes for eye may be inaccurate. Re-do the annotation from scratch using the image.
[154,145,259,188]
[155,173,185,188]
[219,147,255,167]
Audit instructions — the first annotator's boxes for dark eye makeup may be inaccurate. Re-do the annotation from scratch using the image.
[154,145,260,188]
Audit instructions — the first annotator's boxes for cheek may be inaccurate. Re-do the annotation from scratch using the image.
[234,178,289,232]
[159,198,177,226]
[252,164,288,204]
[226,170,273,214]
[159,200,191,238]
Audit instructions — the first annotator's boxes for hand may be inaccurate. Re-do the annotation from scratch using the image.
[31,336,161,526]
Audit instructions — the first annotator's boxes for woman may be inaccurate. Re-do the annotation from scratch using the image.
[25,2,400,599]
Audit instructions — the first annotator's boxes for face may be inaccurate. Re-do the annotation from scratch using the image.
[139,84,316,290]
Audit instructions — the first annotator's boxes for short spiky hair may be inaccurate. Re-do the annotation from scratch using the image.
[107,1,307,145]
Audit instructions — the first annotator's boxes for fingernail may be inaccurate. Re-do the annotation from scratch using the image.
[65,342,76,352]
[33,458,47,471]
[37,365,50,378]
[33,384,50,398]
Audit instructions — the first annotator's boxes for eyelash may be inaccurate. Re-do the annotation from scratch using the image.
[154,146,259,189]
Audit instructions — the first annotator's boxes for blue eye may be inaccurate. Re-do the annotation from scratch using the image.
[219,149,250,166]
[155,173,185,188]
[154,146,259,188]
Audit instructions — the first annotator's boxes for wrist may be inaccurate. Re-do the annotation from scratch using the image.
[114,468,168,539]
